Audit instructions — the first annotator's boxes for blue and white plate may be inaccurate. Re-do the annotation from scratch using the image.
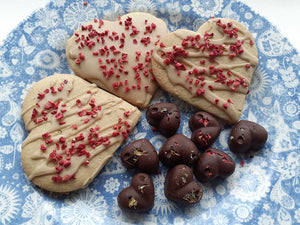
[0,0,299,224]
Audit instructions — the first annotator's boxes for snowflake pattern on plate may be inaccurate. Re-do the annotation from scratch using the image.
[21,191,55,225]
[61,188,107,225]
[0,0,299,224]
[0,184,21,225]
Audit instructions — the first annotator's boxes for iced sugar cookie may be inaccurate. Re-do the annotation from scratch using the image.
[152,18,258,124]
[66,12,169,109]
[21,74,141,193]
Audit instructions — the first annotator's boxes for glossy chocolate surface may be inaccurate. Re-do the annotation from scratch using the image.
[228,120,268,154]
[189,111,221,151]
[194,148,235,182]
[146,102,180,137]
[117,173,154,212]
[159,134,199,167]
[121,138,159,173]
[165,164,203,204]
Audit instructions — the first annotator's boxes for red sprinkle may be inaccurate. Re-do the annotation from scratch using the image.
[37,93,45,100]
[240,160,245,167]
[42,133,51,139]
[123,111,130,118]
[40,144,47,152]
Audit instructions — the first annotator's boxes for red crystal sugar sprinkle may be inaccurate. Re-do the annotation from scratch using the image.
[240,160,245,167]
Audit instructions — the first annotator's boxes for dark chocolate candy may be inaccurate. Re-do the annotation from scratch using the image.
[165,164,203,204]
[120,139,159,174]
[159,134,199,167]
[117,173,154,212]
[146,102,180,137]
[189,111,220,131]
[194,148,235,182]
[189,111,221,151]
[228,120,268,154]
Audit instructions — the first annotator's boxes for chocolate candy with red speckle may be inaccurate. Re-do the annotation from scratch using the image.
[118,173,154,212]
[146,102,180,137]
[165,164,203,204]
[189,111,221,151]
[193,148,235,182]
[159,134,199,167]
[228,120,268,154]
[120,139,159,174]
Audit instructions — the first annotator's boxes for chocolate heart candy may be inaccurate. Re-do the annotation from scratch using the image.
[165,164,203,204]
[152,18,258,124]
[228,120,268,154]
[146,102,180,137]
[189,111,221,151]
[189,111,221,131]
[194,148,235,182]
[117,173,154,212]
[121,138,159,173]
[159,134,199,167]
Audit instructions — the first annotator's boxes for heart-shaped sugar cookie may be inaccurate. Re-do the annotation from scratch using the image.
[152,18,258,124]
[21,74,141,192]
[66,12,169,109]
